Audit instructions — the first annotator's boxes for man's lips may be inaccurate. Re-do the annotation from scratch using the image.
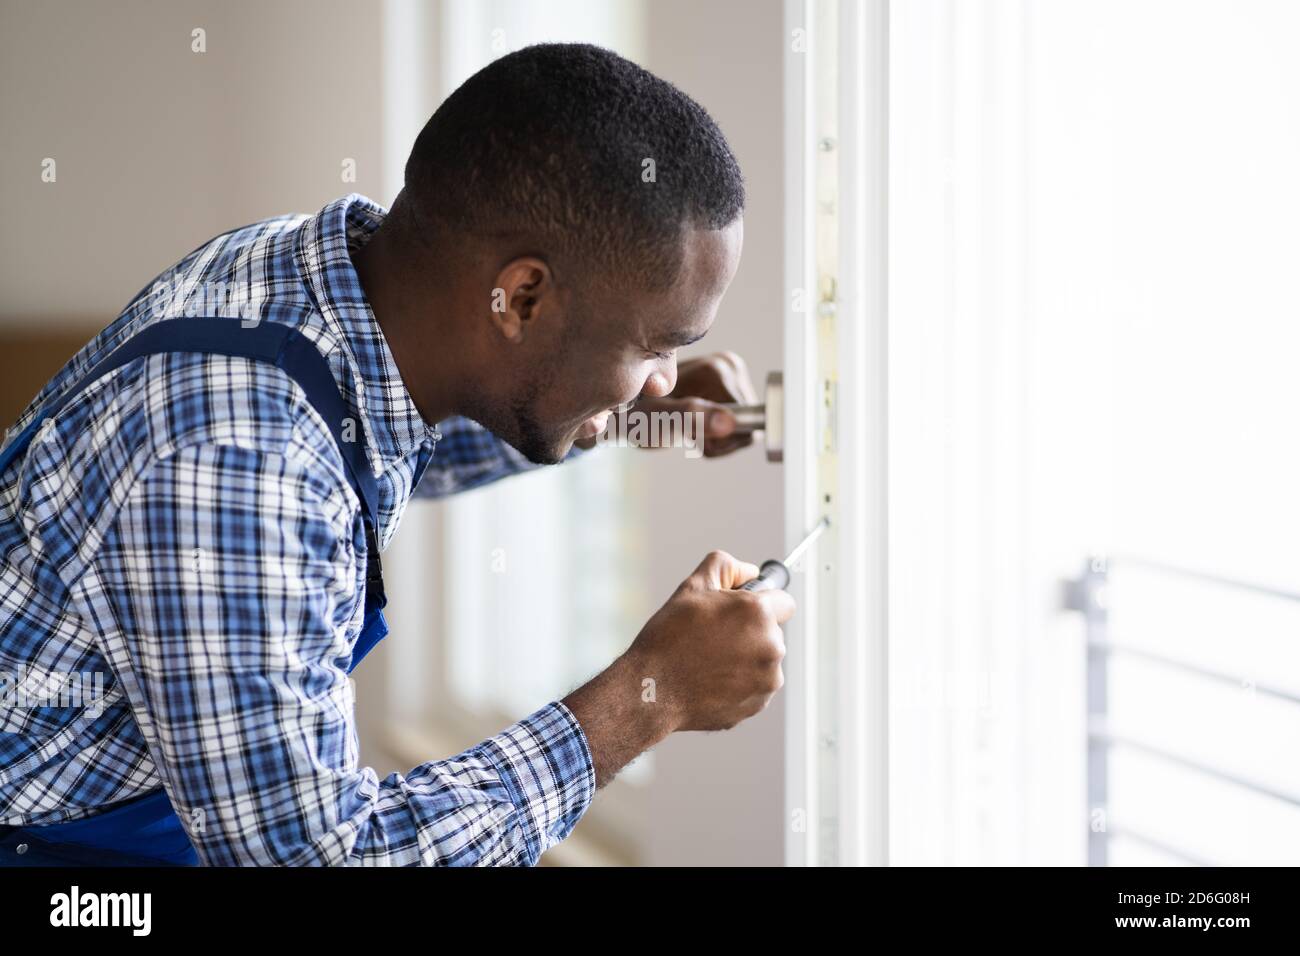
[578,409,612,439]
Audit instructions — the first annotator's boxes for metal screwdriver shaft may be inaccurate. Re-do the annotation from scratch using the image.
[738,516,831,592]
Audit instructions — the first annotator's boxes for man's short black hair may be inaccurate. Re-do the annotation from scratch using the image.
[403,42,745,290]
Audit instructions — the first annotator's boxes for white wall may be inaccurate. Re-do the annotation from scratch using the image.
[0,0,384,328]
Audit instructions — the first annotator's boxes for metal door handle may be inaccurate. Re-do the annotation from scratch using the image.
[721,370,783,462]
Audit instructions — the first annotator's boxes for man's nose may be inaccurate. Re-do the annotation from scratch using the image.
[643,354,677,398]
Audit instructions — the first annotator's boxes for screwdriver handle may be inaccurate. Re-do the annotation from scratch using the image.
[739,559,791,592]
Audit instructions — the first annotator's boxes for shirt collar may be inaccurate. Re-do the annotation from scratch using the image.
[293,194,439,478]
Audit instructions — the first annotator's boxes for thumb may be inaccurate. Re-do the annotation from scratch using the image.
[689,550,761,591]
[638,398,735,439]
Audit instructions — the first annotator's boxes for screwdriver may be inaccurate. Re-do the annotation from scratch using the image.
[738,516,831,592]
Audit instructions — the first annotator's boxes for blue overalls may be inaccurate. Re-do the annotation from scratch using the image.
[0,318,395,866]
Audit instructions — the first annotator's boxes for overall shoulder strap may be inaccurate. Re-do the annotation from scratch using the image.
[1,318,382,530]
[3,317,390,675]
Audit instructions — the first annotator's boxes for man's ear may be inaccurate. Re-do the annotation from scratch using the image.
[489,256,555,344]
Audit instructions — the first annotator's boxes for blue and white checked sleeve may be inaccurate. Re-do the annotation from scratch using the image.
[412,415,588,499]
[90,440,595,866]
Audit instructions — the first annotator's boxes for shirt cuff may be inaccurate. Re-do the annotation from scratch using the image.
[474,701,596,865]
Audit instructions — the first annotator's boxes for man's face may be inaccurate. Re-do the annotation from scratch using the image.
[499,219,744,464]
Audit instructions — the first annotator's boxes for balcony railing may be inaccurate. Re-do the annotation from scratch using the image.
[1063,554,1300,866]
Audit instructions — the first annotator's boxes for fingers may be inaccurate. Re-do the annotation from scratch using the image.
[690,549,761,590]
[657,351,761,456]
[635,396,732,437]
[675,351,759,405]
[702,429,755,458]
[624,347,764,459]
[755,587,797,625]
[685,550,801,623]
[624,396,756,457]
[712,350,760,406]
[706,406,737,439]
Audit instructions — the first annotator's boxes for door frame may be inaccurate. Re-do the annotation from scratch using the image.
[783,0,890,867]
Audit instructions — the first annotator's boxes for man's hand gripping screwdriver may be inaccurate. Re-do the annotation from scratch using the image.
[588,518,829,747]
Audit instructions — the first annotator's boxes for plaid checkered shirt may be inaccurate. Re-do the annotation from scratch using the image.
[0,194,596,865]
